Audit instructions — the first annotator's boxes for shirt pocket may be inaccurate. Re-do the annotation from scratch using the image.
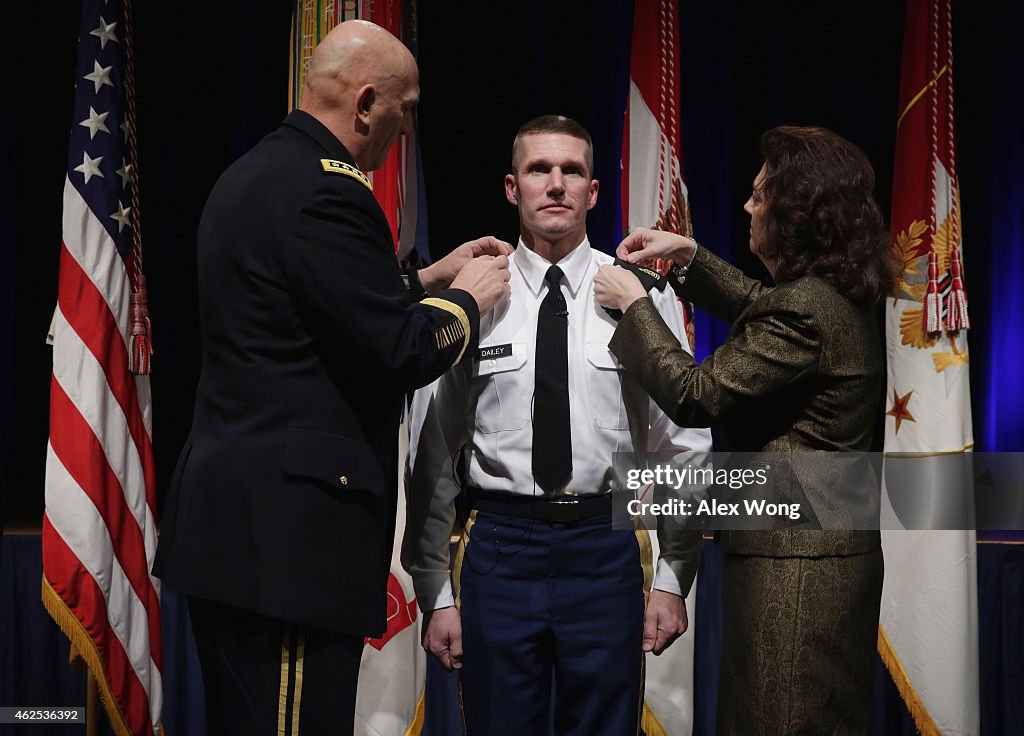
[585,342,629,430]
[471,343,530,433]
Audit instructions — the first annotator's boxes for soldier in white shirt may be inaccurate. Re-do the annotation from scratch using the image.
[403,115,712,735]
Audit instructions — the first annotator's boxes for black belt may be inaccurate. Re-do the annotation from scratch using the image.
[467,488,612,523]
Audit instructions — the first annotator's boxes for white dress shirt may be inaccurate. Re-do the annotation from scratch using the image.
[404,237,712,610]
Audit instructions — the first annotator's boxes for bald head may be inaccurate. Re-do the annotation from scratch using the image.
[299,20,419,171]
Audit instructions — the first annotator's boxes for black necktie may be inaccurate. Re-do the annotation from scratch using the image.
[533,265,572,492]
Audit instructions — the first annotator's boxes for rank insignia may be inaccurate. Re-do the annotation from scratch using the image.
[603,258,669,321]
[320,159,372,191]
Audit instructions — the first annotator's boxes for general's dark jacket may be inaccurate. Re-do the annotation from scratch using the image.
[153,111,479,636]
[610,246,883,557]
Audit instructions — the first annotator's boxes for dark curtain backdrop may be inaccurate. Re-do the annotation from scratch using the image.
[2,1,1020,519]
[1,0,1021,734]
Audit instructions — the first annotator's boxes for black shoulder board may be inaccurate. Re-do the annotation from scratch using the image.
[613,258,667,292]
[602,258,668,321]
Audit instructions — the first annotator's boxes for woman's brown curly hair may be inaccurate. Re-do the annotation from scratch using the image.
[756,125,895,308]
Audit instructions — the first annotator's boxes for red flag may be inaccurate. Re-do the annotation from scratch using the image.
[890,0,970,333]
[622,0,695,351]
[365,0,405,251]
[622,4,698,734]
[42,1,162,735]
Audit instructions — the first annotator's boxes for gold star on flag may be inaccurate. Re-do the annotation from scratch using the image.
[886,389,916,434]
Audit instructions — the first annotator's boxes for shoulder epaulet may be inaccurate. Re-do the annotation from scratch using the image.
[613,258,668,292]
[320,159,372,192]
[601,259,669,322]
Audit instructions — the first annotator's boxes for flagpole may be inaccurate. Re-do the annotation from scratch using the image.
[86,674,100,736]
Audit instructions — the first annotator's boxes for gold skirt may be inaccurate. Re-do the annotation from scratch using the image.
[716,548,884,736]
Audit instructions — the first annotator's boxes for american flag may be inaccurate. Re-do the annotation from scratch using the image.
[41,1,162,735]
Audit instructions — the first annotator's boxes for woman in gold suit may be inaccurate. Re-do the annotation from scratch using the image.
[594,125,894,735]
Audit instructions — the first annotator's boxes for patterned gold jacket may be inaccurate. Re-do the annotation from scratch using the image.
[610,246,884,557]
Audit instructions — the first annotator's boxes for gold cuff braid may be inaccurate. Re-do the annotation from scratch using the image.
[421,297,471,364]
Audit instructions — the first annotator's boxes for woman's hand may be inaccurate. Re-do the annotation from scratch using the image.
[617,227,696,266]
[594,265,649,314]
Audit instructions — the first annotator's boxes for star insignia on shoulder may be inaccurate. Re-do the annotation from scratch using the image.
[320,159,372,192]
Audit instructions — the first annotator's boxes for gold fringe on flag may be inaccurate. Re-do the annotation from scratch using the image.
[640,702,670,736]
[42,577,164,736]
[404,691,425,736]
[877,625,942,736]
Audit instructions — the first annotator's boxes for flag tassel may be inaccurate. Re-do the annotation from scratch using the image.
[128,275,152,375]
[945,246,970,330]
[924,248,943,333]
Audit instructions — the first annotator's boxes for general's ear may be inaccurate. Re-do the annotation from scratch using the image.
[355,85,375,123]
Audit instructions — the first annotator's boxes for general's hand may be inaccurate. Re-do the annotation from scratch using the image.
[422,606,463,671]
[643,589,688,655]
[617,227,696,267]
[451,254,511,313]
[419,236,515,293]
[594,265,648,314]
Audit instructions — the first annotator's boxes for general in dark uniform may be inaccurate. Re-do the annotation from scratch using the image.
[152,20,510,735]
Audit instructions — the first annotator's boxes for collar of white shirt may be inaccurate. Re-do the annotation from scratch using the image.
[513,236,593,299]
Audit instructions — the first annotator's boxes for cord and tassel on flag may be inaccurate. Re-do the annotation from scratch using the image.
[621,0,695,355]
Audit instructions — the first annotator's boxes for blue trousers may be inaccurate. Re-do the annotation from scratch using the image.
[454,510,647,736]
